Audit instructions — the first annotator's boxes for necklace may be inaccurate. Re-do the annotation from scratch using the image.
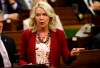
[37,32,50,43]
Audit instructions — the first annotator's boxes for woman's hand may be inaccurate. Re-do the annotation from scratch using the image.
[71,48,85,56]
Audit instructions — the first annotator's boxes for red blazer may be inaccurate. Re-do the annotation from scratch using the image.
[19,29,70,68]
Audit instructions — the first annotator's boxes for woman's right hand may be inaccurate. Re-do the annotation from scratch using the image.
[70,48,85,56]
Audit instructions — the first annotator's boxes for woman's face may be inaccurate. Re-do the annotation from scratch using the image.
[35,7,50,28]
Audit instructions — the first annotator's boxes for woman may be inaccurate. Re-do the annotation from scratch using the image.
[19,2,84,68]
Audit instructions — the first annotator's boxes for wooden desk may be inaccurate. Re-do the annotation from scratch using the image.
[70,49,100,66]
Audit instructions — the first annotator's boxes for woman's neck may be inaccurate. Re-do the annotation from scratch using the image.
[37,27,49,38]
[38,26,49,33]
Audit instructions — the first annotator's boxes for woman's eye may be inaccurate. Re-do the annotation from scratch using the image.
[36,14,40,16]
[35,13,47,16]
[43,13,47,16]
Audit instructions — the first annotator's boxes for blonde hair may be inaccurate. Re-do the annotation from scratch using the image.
[32,0,48,7]
[29,2,57,33]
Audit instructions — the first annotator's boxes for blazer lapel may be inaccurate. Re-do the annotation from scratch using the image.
[28,32,36,64]
[1,36,7,46]
[1,36,9,52]
[50,31,60,66]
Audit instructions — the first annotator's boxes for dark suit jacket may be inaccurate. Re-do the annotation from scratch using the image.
[0,0,22,13]
[87,33,100,49]
[18,0,30,10]
[19,29,71,68]
[0,35,18,67]
[73,0,100,15]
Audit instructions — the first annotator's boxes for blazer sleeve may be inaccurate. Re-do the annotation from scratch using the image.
[57,29,76,64]
[19,29,30,65]
[56,29,71,63]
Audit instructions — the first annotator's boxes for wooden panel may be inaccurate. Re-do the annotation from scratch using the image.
[54,7,91,26]
[71,50,100,66]
[91,15,100,25]
[54,7,75,16]
[63,25,83,29]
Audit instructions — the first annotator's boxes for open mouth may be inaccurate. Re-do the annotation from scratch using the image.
[40,22,44,24]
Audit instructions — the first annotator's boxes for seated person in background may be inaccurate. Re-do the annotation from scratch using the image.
[23,0,63,30]
[19,2,85,68]
[0,12,18,67]
[0,0,22,22]
[73,0,100,16]
[74,0,100,37]
[18,0,33,10]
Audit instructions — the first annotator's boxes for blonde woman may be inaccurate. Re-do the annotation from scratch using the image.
[20,2,85,68]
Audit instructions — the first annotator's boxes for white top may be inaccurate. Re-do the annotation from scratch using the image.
[35,35,50,66]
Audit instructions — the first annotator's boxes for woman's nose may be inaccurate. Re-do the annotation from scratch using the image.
[40,15,44,19]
